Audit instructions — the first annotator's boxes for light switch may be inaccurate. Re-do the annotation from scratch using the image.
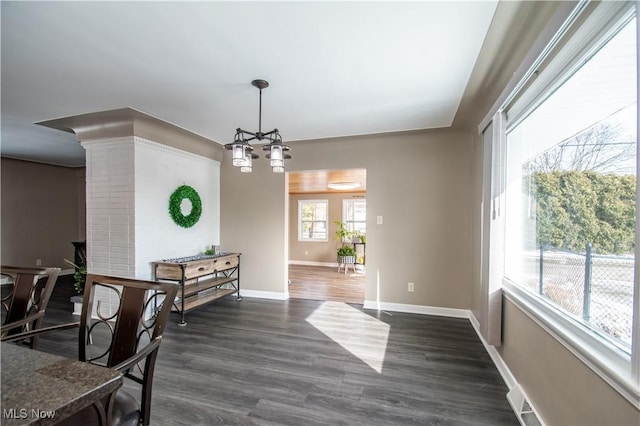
[377,215,383,225]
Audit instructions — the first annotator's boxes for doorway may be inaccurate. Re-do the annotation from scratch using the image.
[287,169,366,304]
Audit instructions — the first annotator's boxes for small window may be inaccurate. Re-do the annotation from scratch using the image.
[343,199,367,236]
[298,200,328,241]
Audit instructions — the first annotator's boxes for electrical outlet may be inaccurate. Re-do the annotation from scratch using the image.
[304,250,309,256]
[377,215,383,225]
[408,282,414,292]
[36,259,42,266]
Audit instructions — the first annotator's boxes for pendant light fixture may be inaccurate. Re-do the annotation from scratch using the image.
[224,79,291,173]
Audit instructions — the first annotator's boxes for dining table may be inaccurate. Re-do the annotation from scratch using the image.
[1,342,122,425]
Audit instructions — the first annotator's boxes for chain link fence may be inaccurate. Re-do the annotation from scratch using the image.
[539,244,634,347]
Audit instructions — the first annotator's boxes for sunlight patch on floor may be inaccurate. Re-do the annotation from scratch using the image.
[305,301,389,373]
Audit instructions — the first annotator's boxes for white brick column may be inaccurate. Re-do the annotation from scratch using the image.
[38,107,223,289]
[82,135,221,282]
[82,137,136,278]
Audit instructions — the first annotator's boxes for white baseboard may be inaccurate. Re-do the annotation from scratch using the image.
[362,300,470,318]
[469,314,545,425]
[469,311,517,390]
[288,260,337,268]
[240,289,289,300]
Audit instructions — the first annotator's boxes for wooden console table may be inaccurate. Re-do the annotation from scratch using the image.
[151,253,241,326]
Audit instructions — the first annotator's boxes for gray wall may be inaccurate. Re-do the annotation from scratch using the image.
[470,110,638,426]
[220,156,288,295]
[498,299,639,425]
[1,158,85,269]
[466,2,640,423]
[221,128,474,308]
[470,132,484,322]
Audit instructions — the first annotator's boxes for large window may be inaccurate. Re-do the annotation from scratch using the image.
[505,12,636,350]
[497,1,638,404]
[298,200,328,241]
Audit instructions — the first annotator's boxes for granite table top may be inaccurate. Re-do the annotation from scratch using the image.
[1,342,122,425]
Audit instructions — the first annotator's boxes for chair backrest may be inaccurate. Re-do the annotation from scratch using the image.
[78,274,178,425]
[0,266,60,346]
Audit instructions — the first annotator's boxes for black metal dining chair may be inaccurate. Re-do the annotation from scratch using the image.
[0,265,61,348]
[4,273,179,426]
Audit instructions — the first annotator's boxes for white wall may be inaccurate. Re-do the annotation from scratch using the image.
[83,136,220,280]
[134,138,220,280]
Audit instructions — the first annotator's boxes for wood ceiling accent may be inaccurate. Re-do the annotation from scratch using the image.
[288,169,367,194]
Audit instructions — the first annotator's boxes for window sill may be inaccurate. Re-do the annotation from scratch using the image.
[502,279,639,409]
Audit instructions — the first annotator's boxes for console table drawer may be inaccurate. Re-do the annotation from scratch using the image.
[212,254,239,271]
[184,260,217,279]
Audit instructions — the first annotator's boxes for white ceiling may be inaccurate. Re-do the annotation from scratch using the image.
[1,1,498,167]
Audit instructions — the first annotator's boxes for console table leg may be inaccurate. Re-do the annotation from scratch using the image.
[236,260,242,301]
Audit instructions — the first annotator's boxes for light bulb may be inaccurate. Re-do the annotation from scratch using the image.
[240,152,253,173]
[232,144,245,167]
[270,145,283,167]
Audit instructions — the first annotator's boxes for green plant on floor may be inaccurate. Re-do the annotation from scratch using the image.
[334,221,356,260]
[337,246,356,257]
[64,258,87,294]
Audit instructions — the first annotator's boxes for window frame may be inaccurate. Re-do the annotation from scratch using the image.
[485,1,639,407]
[298,199,329,242]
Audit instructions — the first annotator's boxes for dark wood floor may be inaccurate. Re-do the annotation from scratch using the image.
[33,276,517,425]
[288,264,365,304]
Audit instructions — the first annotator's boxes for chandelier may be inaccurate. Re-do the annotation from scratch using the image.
[224,79,291,173]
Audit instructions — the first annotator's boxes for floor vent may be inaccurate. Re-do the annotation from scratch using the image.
[507,384,545,426]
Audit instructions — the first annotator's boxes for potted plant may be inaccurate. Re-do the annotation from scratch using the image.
[334,221,357,269]
[64,258,86,294]
[337,245,357,265]
[64,258,87,316]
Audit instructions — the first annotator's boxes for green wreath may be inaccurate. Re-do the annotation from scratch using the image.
[168,185,202,228]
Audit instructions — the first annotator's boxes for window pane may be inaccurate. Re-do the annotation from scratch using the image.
[344,199,367,236]
[299,200,328,241]
[505,17,637,351]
